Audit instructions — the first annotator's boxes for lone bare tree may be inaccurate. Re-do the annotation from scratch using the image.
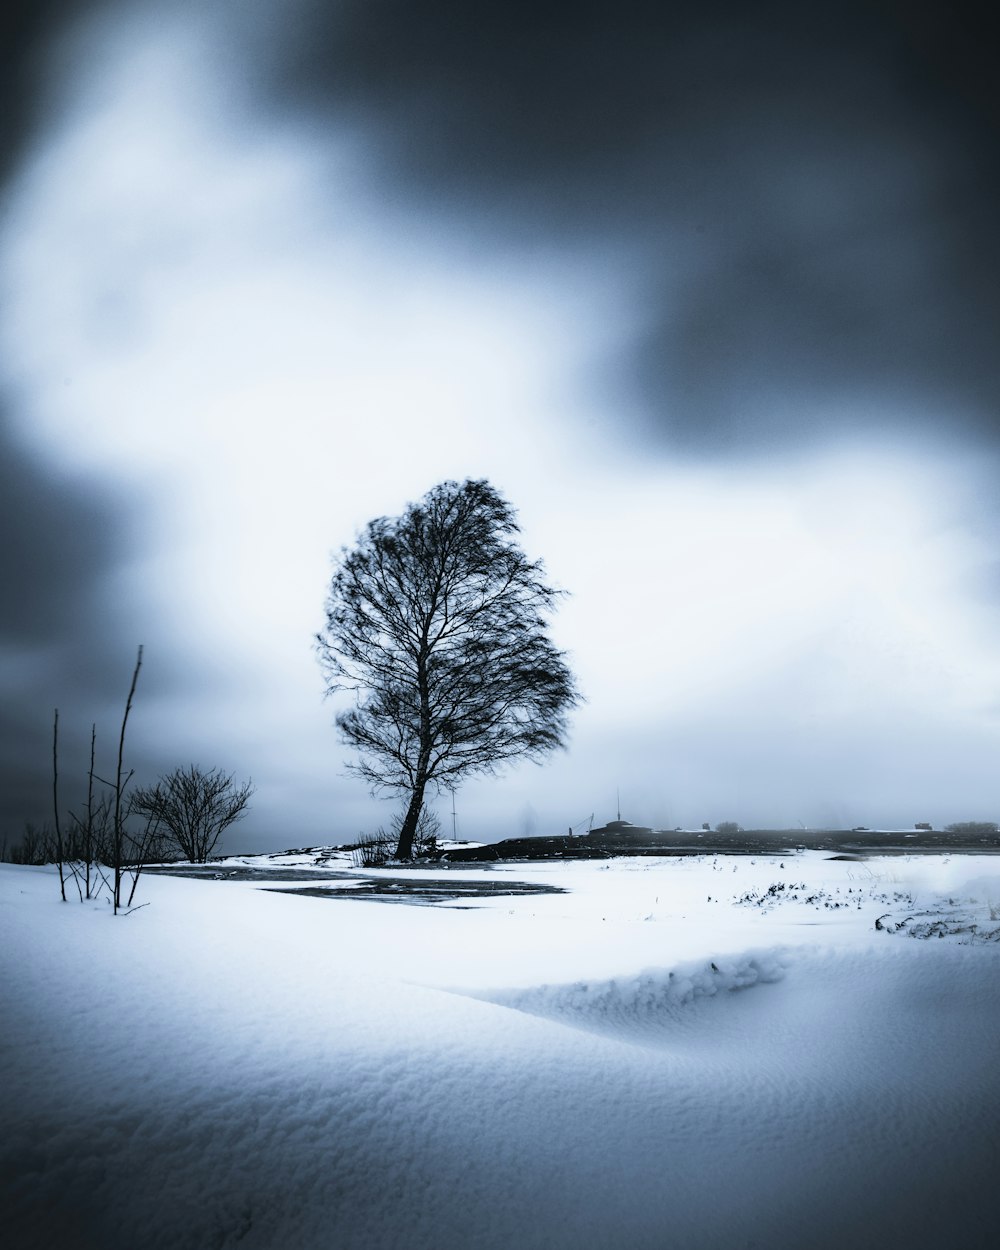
[130,765,254,863]
[317,478,580,860]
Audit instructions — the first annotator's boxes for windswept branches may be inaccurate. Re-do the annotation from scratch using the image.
[317,478,580,859]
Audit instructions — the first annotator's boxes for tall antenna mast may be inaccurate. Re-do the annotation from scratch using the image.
[617,787,621,822]
[451,789,457,839]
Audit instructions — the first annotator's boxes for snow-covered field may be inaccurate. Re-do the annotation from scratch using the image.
[3,851,999,1249]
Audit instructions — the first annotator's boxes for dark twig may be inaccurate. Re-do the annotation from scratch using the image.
[52,708,67,902]
[113,646,143,913]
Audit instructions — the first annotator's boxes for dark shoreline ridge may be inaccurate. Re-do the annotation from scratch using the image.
[439,823,1000,862]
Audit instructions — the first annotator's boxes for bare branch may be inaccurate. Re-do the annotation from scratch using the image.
[52,708,66,902]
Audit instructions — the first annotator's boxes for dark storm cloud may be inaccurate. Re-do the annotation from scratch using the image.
[6,0,997,470]
[0,424,121,649]
[0,2,141,837]
[0,415,195,836]
[258,0,1000,454]
[0,413,136,829]
[0,1,258,840]
[0,1,89,182]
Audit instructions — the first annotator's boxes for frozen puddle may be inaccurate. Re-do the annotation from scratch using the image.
[265,877,566,907]
[146,864,566,906]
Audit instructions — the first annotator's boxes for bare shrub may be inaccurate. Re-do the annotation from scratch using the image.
[351,806,441,867]
[944,821,998,837]
[130,765,254,863]
[7,823,53,866]
[351,831,397,868]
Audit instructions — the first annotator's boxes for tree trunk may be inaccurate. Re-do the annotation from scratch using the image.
[397,646,433,861]
[395,781,427,860]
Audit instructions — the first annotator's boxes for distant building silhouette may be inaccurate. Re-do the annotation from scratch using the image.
[585,818,654,841]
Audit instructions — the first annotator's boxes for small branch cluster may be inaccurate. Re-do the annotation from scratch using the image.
[350,804,441,867]
[28,647,257,909]
[26,647,255,912]
[47,647,156,912]
[130,766,254,863]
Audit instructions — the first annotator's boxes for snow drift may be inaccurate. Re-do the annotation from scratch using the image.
[2,854,999,1249]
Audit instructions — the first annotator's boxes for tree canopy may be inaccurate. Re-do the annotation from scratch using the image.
[317,478,580,858]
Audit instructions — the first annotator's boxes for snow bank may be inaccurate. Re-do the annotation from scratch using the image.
[3,857,999,1249]
[479,951,789,1044]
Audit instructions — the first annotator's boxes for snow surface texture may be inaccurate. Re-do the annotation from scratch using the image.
[2,853,1000,1249]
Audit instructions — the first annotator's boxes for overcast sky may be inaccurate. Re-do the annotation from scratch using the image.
[3,0,1000,851]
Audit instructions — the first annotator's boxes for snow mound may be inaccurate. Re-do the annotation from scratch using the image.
[475,950,788,1045]
[5,858,1000,1249]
